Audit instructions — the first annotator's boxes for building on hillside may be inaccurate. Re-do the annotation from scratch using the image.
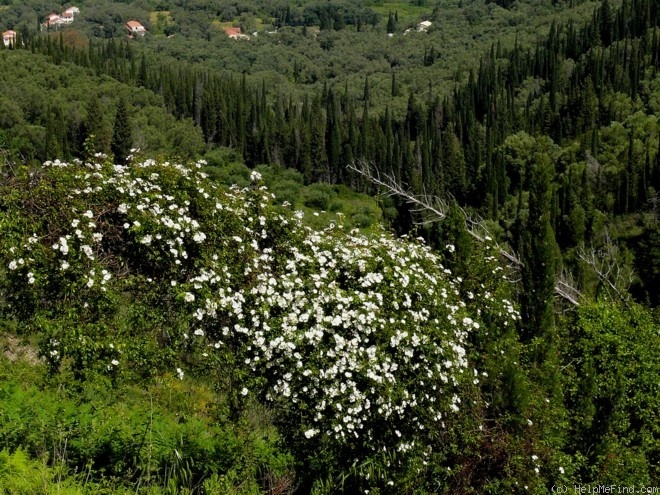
[42,13,64,30]
[60,12,75,24]
[39,7,79,31]
[2,30,16,47]
[404,21,433,35]
[60,11,75,24]
[126,20,147,37]
[417,20,432,32]
[224,27,249,40]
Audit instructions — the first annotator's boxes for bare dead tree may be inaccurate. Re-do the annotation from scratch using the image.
[577,233,633,306]
[349,160,581,306]
[351,159,451,224]
[556,267,582,307]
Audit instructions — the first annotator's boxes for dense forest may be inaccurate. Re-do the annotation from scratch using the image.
[0,0,659,493]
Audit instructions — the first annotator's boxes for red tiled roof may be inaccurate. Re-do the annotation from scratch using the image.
[224,27,241,36]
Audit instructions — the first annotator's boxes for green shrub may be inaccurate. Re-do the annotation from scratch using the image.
[303,183,336,210]
[562,301,660,483]
[0,359,292,494]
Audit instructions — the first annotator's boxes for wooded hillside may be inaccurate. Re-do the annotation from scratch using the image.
[0,0,658,493]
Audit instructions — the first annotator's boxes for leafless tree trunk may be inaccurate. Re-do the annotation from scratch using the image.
[577,233,633,306]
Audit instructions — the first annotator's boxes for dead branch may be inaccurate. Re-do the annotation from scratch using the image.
[352,160,450,222]
[556,267,581,307]
[578,233,633,306]
[349,160,581,306]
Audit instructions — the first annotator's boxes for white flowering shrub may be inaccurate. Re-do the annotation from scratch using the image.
[0,156,523,490]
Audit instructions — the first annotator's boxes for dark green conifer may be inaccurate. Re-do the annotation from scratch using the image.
[391,72,399,97]
[520,152,557,349]
[111,98,133,165]
[387,11,395,34]
[600,0,614,46]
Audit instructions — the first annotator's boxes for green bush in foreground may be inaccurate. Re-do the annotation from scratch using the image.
[0,354,292,494]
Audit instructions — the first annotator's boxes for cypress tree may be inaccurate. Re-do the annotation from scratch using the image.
[391,72,399,97]
[387,11,396,34]
[441,124,467,201]
[138,53,148,87]
[346,101,358,162]
[44,110,62,161]
[431,129,444,197]
[383,107,394,175]
[319,10,331,31]
[600,0,614,46]
[325,91,342,182]
[82,92,105,153]
[405,93,423,141]
[310,96,327,181]
[358,102,370,159]
[333,13,345,31]
[520,151,557,350]
[111,98,133,165]
[200,89,217,144]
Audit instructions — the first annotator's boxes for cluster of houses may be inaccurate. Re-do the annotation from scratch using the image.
[4,12,430,45]
[2,4,147,43]
[33,5,147,38]
[41,6,79,31]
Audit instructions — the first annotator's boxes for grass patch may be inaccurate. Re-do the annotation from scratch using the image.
[149,10,173,34]
[211,20,234,30]
[211,19,267,33]
[149,10,173,25]
[368,1,431,26]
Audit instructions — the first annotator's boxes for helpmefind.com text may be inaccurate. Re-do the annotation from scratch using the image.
[552,485,659,494]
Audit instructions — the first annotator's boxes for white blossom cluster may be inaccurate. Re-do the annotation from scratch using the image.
[1,157,521,460]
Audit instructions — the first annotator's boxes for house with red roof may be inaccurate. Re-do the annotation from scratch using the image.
[126,20,147,37]
[41,7,79,31]
[224,27,249,40]
[2,30,16,47]
[42,13,63,29]
[60,11,75,24]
